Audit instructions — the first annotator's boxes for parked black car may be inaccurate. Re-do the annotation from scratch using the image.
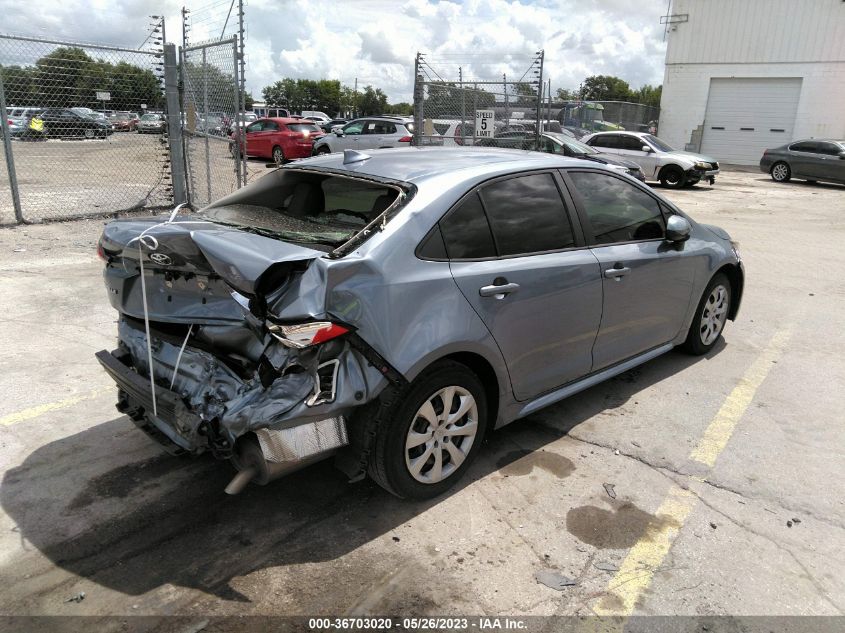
[760,139,845,186]
[37,108,113,139]
[539,133,646,181]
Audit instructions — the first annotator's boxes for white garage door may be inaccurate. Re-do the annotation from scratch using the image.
[700,77,802,165]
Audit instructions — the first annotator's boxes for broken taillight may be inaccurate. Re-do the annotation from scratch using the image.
[96,242,107,261]
[269,321,350,348]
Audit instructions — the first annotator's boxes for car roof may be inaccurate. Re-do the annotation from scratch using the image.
[288,147,596,183]
[348,116,412,123]
[261,117,319,124]
[590,131,648,137]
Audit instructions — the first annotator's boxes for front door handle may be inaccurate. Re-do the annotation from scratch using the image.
[604,266,631,278]
[479,282,520,297]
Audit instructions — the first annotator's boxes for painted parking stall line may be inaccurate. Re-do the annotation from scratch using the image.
[590,327,792,617]
[0,387,113,427]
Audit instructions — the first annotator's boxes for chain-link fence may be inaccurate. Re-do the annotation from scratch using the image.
[557,100,660,136]
[0,33,173,224]
[412,52,545,150]
[181,36,245,208]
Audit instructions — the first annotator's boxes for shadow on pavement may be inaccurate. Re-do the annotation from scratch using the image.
[1,345,722,602]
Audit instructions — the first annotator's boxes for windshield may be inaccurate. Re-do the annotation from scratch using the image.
[202,171,401,248]
[141,114,159,121]
[112,114,130,120]
[644,134,674,152]
[547,134,598,155]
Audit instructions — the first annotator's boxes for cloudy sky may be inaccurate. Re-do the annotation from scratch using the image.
[1,0,670,102]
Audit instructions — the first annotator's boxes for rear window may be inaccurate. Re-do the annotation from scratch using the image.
[287,123,321,133]
[432,123,450,135]
[440,193,496,259]
[201,171,400,250]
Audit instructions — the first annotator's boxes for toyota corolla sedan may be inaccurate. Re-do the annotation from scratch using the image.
[96,148,743,500]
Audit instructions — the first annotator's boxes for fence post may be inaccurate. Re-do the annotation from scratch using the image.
[231,36,243,188]
[413,53,423,146]
[535,50,544,151]
[0,73,24,223]
[163,43,187,205]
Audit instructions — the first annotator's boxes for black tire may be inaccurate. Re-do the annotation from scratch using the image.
[316,145,331,155]
[660,165,687,188]
[367,360,489,499]
[770,161,791,182]
[681,273,731,355]
[272,145,284,164]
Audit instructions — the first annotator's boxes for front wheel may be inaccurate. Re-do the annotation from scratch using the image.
[316,145,331,155]
[660,165,687,188]
[771,161,791,182]
[272,145,284,164]
[681,273,731,355]
[368,360,488,499]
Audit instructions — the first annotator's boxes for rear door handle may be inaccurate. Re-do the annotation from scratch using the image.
[479,282,520,297]
[604,266,630,278]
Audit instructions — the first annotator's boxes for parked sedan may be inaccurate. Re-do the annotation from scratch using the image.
[137,113,166,134]
[110,112,138,132]
[583,131,720,188]
[37,108,112,139]
[312,117,414,154]
[539,133,646,181]
[232,117,325,162]
[760,139,845,186]
[95,147,743,500]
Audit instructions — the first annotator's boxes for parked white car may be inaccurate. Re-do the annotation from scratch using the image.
[581,131,720,188]
[312,117,414,154]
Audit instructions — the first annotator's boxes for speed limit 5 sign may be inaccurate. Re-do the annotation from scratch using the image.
[475,110,494,138]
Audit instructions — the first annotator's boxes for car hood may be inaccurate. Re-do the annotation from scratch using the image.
[670,150,719,164]
[583,153,641,170]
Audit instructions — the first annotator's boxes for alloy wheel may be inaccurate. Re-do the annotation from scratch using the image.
[273,147,284,164]
[772,163,789,181]
[404,386,479,484]
[699,284,729,345]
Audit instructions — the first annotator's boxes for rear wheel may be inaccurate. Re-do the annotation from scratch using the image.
[660,165,687,188]
[771,161,791,182]
[272,145,284,164]
[681,273,731,355]
[316,145,331,155]
[368,360,488,499]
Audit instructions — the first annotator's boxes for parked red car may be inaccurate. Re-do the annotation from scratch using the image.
[231,117,325,163]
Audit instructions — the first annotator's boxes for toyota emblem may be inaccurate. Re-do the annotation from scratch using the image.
[149,252,172,266]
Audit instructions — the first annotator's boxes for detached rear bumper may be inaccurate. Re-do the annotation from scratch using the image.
[96,348,203,453]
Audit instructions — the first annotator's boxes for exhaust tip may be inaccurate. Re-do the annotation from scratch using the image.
[224,467,256,495]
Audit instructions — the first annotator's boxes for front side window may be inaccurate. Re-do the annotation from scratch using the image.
[246,121,264,133]
[620,135,647,151]
[480,173,575,256]
[817,142,842,156]
[439,192,496,259]
[642,135,674,152]
[568,171,665,244]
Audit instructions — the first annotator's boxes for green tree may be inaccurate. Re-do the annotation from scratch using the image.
[580,75,633,101]
[357,85,388,116]
[555,87,577,101]
[0,65,37,105]
[632,84,662,108]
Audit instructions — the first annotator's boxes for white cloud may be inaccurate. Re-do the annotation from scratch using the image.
[0,0,668,102]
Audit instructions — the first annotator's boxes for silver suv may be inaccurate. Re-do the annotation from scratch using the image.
[312,116,414,154]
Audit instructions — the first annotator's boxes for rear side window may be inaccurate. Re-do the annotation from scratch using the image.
[440,193,496,259]
[568,171,665,244]
[480,173,575,256]
[287,123,320,133]
[790,141,818,153]
[263,121,279,131]
[589,135,619,149]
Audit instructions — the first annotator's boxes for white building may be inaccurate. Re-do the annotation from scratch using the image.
[658,0,845,165]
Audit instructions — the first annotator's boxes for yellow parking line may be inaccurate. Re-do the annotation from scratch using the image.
[591,327,791,617]
[689,328,791,466]
[0,387,113,427]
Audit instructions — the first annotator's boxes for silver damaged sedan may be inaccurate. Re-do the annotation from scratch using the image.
[96,148,744,499]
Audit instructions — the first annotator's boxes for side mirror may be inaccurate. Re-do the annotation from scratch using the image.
[334,129,344,137]
[839,151,845,160]
[666,215,691,242]
[641,145,652,152]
